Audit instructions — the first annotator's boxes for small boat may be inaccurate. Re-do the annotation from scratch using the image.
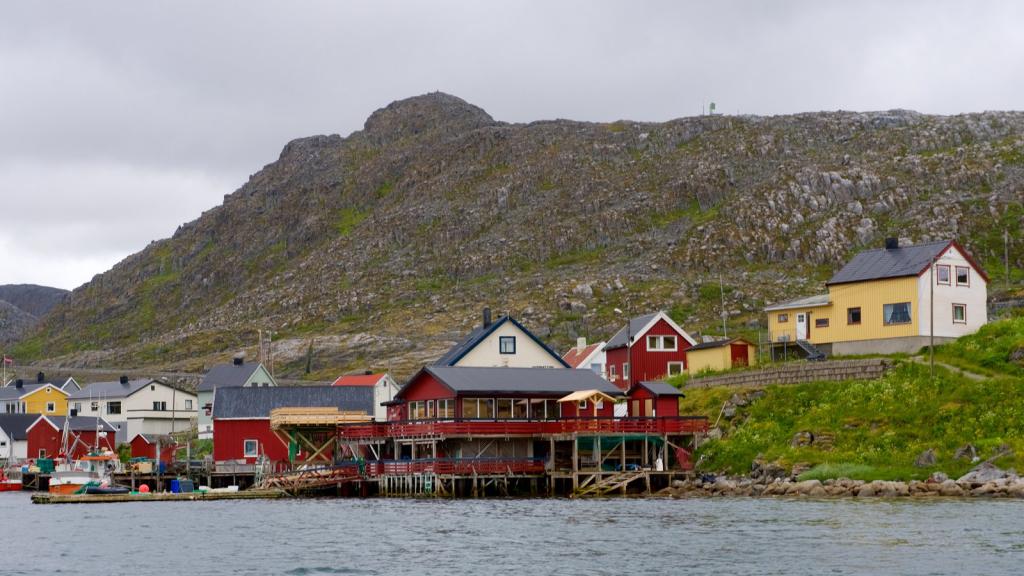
[49,454,118,495]
[0,469,22,492]
[83,484,131,495]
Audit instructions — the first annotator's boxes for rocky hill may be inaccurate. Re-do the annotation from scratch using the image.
[0,284,68,344]
[14,93,1024,378]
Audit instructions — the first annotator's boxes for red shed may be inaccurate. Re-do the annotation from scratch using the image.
[130,434,177,464]
[605,311,696,390]
[26,416,117,460]
[626,381,685,418]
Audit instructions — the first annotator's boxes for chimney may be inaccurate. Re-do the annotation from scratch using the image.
[233,356,244,366]
[70,408,78,418]
[364,370,373,375]
[885,237,899,250]
[482,307,492,329]
[119,375,129,385]
[15,379,23,389]
[576,337,587,351]
[37,372,45,383]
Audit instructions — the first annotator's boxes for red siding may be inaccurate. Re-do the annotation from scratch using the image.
[27,422,115,460]
[558,399,615,418]
[130,436,176,463]
[607,318,692,389]
[626,387,681,418]
[399,372,454,402]
[214,419,288,464]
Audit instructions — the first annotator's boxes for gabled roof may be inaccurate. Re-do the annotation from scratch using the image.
[333,373,388,387]
[399,366,623,399]
[764,293,831,312]
[629,381,685,397]
[60,377,81,392]
[198,362,272,392]
[68,378,160,400]
[687,337,755,352]
[30,415,118,434]
[604,311,697,350]
[213,386,374,420]
[826,239,989,286]
[0,382,60,401]
[131,433,174,445]
[562,342,604,369]
[434,315,570,367]
[0,413,40,440]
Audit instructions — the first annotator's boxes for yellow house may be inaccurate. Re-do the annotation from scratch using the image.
[0,382,69,416]
[686,338,757,375]
[766,239,989,356]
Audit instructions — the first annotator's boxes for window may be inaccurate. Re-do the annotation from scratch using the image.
[499,336,516,354]
[590,363,603,375]
[936,265,951,285]
[815,318,829,328]
[185,399,193,410]
[956,266,970,287]
[512,399,528,419]
[107,401,121,415]
[847,307,862,325]
[90,401,98,412]
[777,313,789,323]
[151,385,156,392]
[38,449,46,459]
[953,303,967,324]
[623,363,630,380]
[609,365,617,380]
[46,402,55,413]
[152,401,167,411]
[883,302,912,325]
[480,398,495,419]
[462,398,479,419]
[667,362,684,376]
[243,440,259,458]
[646,335,677,351]
[578,400,588,410]
[530,399,558,420]
[72,402,82,413]
[438,399,454,419]
[426,400,435,419]
[496,398,513,419]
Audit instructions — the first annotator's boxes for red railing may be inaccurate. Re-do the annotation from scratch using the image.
[280,458,547,478]
[336,417,708,440]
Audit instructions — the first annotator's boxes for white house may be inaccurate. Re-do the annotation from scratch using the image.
[332,372,401,422]
[68,377,197,444]
[561,337,607,379]
[434,309,569,369]
[0,414,36,462]
[196,359,276,440]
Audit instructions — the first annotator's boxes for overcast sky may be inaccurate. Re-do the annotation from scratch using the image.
[1,1,1021,290]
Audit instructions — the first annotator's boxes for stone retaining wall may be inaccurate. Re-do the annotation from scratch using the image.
[686,358,892,389]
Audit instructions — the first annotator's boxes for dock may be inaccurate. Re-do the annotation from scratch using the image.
[31,489,288,505]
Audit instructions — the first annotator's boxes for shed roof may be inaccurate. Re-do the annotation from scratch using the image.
[68,378,158,400]
[404,366,623,398]
[687,337,754,352]
[630,381,685,397]
[213,386,374,420]
[332,373,387,387]
[0,413,40,440]
[198,362,270,392]
[433,315,570,367]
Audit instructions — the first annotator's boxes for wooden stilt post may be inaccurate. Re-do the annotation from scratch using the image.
[620,440,627,495]
[572,437,579,491]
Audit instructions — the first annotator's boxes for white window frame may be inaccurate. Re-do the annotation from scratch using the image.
[578,400,587,410]
[90,401,99,412]
[936,264,951,285]
[107,401,122,415]
[185,399,193,410]
[46,402,55,413]
[952,303,967,324]
[646,335,678,352]
[623,362,630,380]
[72,402,82,413]
[243,439,259,458]
[667,362,684,376]
[955,266,970,287]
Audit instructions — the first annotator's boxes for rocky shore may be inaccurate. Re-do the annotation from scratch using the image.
[665,462,1024,499]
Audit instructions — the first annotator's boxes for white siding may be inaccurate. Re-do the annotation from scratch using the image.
[0,429,28,461]
[372,375,400,422]
[455,323,564,368]
[918,246,988,338]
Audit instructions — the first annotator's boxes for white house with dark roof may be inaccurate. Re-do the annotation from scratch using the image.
[197,359,276,440]
[69,376,197,444]
[435,308,569,369]
[766,238,988,356]
[0,413,38,462]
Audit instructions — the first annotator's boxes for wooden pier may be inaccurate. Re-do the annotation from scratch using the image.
[32,489,288,505]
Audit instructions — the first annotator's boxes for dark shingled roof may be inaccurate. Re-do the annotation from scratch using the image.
[0,383,53,400]
[68,378,155,400]
[0,413,40,440]
[631,381,685,397]
[198,362,270,392]
[434,316,569,368]
[37,416,118,433]
[827,240,954,285]
[604,312,661,350]
[406,366,623,397]
[213,386,374,419]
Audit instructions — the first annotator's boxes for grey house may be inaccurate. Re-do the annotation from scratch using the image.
[197,359,276,440]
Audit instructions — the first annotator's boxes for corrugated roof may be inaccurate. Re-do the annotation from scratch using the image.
[632,381,685,397]
[0,413,40,440]
[764,294,831,312]
[433,316,570,368]
[827,240,951,285]
[605,312,661,350]
[213,386,374,419]
[413,366,623,397]
[561,343,603,368]
[68,378,155,400]
[198,362,270,392]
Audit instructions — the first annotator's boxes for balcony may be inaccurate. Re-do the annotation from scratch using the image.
[336,416,709,441]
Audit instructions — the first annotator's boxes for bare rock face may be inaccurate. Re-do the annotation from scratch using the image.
[0,284,68,344]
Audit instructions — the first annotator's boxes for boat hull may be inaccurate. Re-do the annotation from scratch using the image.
[0,482,21,492]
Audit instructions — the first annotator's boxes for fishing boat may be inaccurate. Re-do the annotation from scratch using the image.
[0,468,22,492]
[48,454,117,494]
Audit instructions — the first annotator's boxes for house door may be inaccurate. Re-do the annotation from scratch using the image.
[730,343,748,367]
[796,313,808,340]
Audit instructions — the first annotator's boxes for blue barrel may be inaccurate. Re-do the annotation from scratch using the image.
[170,479,181,493]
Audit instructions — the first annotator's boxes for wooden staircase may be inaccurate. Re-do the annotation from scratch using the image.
[574,470,646,497]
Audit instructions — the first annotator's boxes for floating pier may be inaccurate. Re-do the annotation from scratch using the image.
[32,489,288,505]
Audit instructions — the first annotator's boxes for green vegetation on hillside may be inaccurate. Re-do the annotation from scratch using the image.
[681,319,1024,480]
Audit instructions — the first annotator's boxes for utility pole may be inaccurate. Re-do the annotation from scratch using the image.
[1005,228,1011,290]
[930,255,936,382]
[719,273,728,338]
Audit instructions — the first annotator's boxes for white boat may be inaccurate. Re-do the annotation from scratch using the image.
[48,454,117,495]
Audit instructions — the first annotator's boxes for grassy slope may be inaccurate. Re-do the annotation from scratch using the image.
[680,318,1024,480]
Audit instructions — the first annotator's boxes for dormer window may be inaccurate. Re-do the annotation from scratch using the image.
[499,336,516,354]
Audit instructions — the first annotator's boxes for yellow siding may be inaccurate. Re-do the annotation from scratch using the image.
[686,342,758,375]
[767,276,920,345]
[22,386,68,416]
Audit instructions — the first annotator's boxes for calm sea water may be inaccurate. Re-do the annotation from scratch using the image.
[2,493,1022,575]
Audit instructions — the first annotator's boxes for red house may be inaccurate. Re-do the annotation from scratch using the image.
[26,416,117,460]
[604,311,696,390]
[626,381,685,418]
[213,386,373,465]
[130,434,177,464]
